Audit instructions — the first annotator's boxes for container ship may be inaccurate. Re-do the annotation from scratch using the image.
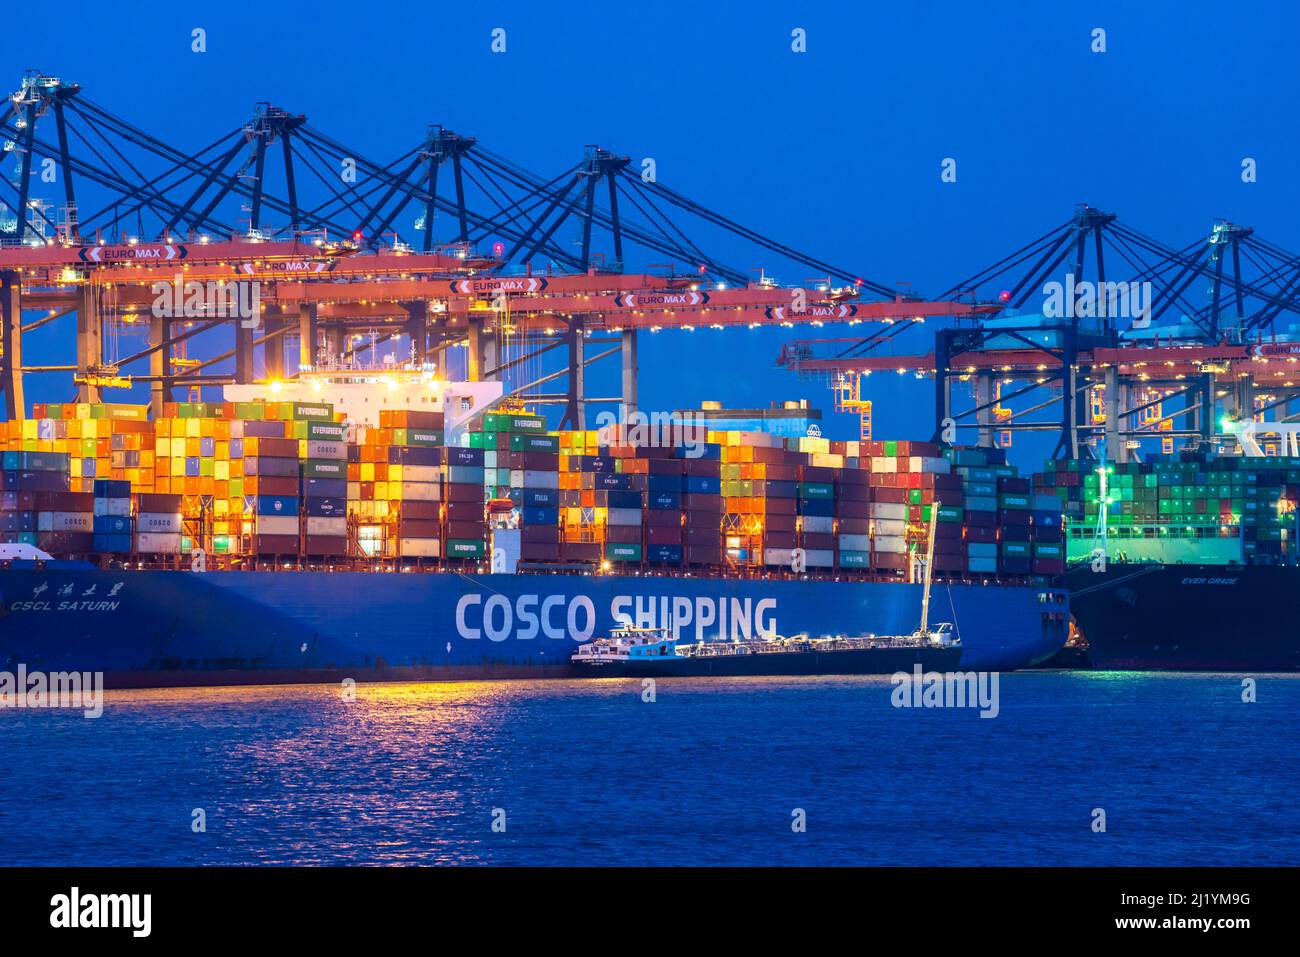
[0,373,1068,687]
[1034,428,1300,671]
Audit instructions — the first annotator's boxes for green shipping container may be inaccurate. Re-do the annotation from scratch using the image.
[799,482,834,500]
[394,428,443,447]
[90,403,150,421]
[837,550,870,568]
[303,459,346,479]
[483,412,546,433]
[447,539,486,559]
[605,543,643,561]
[291,402,335,422]
[510,433,560,453]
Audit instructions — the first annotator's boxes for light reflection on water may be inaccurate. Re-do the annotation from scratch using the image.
[0,674,1296,866]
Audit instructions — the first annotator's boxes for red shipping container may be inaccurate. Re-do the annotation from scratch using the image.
[257,476,299,496]
[764,513,797,533]
[445,520,485,540]
[252,534,298,554]
[304,536,347,556]
[647,459,685,475]
[685,546,721,565]
[682,493,723,511]
[684,459,721,477]
[873,487,907,504]
[684,526,720,545]
[763,531,797,548]
[398,519,441,538]
[520,542,560,561]
[563,542,601,562]
[398,499,440,520]
[801,532,834,550]
[683,509,721,527]
[444,482,482,503]
[604,524,642,543]
[765,498,797,516]
[999,510,1031,527]
[932,553,964,572]
[521,525,557,544]
[647,526,682,545]
[445,500,483,522]
[873,552,908,571]
[965,509,997,527]
[644,509,680,527]
[965,524,998,543]
[1033,558,1065,575]
[838,517,870,535]
[138,493,183,512]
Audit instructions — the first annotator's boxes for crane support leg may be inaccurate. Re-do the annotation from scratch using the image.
[1104,366,1123,462]
[975,374,994,448]
[234,321,255,383]
[405,301,427,365]
[1,271,23,419]
[562,318,586,429]
[150,313,173,419]
[297,303,317,371]
[621,328,638,420]
[76,285,102,404]
[263,312,284,380]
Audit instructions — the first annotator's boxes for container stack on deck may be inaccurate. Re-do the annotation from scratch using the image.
[444,442,486,564]
[505,420,562,564]
[0,399,1066,580]
[1034,451,1298,565]
[1,450,72,551]
[373,409,444,560]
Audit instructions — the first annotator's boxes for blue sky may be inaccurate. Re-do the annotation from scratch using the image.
[14,1,1298,462]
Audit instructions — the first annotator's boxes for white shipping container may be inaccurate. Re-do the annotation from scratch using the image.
[909,456,951,473]
[873,518,907,537]
[520,470,560,490]
[92,497,131,517]
[255,515,298,536]
[763,547,795,567]
[804,548,834,567]
[392,481,440,501]
[347,481,361,501]
[135,532,183,554]
[39,512,93,533]
[484,450,497,469]
[839,533,871,551]
[868,502,907,520]
[606,507,643,526]
[393,465,440,484]
[400,537,442,558]
[306,517,347,536]
[874,535,907,554]
[801,515,833,534]
[306,440,347,460]
[136,512,182,534]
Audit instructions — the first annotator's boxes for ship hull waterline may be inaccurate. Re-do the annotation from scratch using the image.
[0,563,1068,688]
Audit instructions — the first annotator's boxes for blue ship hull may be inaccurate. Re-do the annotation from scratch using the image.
[0,563,1068,686]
